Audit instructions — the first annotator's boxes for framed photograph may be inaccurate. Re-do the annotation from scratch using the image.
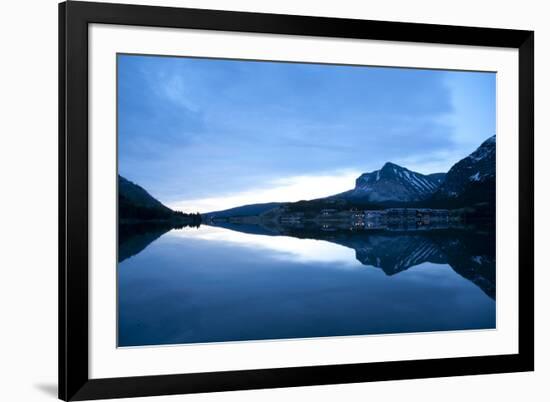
[59,1,534,400]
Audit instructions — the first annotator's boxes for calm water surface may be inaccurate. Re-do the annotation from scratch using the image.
[118,225,496,347]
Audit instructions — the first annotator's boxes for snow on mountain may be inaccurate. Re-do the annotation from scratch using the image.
[338,162,445,203]
[434,135,496,198]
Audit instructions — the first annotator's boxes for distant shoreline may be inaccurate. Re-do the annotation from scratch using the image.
[119,216,200,226]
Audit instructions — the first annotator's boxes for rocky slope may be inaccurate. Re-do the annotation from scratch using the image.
[335,162,445,203]
[434,135,496,199]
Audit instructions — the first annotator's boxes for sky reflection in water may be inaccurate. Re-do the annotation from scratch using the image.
[168,225,359,266]
[118,225,496,347]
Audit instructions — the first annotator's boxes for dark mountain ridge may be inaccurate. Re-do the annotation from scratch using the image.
[203,202,283,219]
[118,175,201,225]
[434,135,496,199]
[427,136,496,216]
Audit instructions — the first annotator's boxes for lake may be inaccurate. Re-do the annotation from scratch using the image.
[118,223,496,347]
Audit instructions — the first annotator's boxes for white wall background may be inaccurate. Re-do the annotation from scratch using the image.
[0,0,546,401]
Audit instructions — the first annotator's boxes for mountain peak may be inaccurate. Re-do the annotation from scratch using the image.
[381,161,403,171]
[482,135,496,146]
[347,162,444,203]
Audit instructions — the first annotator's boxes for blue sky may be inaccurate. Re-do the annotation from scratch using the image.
[118,54,495,213]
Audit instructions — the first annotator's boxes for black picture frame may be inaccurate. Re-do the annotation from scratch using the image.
[59,1,534,400]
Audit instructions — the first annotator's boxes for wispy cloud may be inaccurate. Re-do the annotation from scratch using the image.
[152,72,199,113]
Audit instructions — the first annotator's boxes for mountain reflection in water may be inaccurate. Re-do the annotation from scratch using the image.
[118,220,496,346]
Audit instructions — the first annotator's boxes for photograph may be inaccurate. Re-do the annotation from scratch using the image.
[116,54,497,348]
[0,0,539,400]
